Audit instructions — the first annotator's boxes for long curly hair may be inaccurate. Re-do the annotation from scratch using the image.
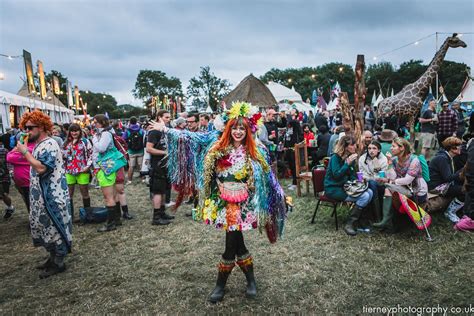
[19,110,53,133]
[213,117,257,160]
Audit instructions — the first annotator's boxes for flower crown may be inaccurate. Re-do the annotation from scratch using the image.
[222,101,263,133]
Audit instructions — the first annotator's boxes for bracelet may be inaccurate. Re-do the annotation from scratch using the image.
[21,149,28,155]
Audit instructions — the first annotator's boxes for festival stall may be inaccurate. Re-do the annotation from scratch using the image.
[0,89,74,133]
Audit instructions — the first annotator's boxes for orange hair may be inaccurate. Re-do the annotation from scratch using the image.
[19,110,53,133]
[214,117,257,160]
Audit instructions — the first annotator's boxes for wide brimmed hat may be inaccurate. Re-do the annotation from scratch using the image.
[378,129,397,142]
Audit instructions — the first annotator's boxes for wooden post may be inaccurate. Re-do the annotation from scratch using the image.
[354,55,366,153]
[340,92,353,133]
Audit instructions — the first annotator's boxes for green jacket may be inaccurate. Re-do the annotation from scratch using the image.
[324,154,356,201]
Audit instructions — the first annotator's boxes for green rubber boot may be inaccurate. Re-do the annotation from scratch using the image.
[373,196,393,228]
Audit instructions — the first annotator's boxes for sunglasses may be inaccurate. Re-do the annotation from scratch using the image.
[25,125,38,131]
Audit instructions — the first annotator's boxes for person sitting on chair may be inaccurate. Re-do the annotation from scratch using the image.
[324,136,373,236]
[428,137,464,223]
[358,140,388,222]
[374,137,428,231]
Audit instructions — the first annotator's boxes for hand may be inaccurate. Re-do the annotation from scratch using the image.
[376,177,389,183]
[15,142,27,155]
[150,119,166,131]
[385,152,392,165]
[346,154,358,164]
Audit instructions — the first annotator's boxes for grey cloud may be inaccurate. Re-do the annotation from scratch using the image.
[0,0,472,106]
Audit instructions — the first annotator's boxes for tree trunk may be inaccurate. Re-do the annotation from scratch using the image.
[354,55,367,153]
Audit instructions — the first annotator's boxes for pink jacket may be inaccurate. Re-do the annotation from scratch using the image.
[6,143,35,188]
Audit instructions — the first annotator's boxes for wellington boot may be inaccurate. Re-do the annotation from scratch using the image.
[97,206,117,232]
[151,209,170,225]
[208,261,234,303]
[237,254,257,298]
[373,196,393,229]
[344,205,363,236]
[114,203,122,226]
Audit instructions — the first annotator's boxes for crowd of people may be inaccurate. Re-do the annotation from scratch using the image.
[1,99,473,300]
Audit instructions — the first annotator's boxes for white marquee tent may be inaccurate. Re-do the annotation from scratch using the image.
[266,81,303,103]
[0,89,74,133]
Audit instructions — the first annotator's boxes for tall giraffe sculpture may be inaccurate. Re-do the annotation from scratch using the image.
[377,34,467,127]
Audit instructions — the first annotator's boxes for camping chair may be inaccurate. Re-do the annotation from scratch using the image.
[294,141,312,197]
[311,168,341,230]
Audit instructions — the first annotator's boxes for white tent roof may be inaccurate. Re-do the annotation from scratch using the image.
[456,76,474,103]
[0,89,74,113]
[373,94,384,108]
[266,81,303,103]
[278,101,313,113]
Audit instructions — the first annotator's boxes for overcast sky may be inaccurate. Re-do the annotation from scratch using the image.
[1,0,473,106]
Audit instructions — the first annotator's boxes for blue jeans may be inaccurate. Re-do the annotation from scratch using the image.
[345,189,374,208]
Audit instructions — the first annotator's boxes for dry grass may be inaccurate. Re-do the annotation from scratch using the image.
[0,179,472,314]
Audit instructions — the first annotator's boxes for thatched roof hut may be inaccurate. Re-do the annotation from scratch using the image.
[223,74,277,108]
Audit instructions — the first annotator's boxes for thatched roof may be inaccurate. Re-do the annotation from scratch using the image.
[223,74,277,108]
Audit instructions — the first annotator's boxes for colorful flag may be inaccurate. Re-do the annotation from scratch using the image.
[37,60,47,99]
[23,50,36,94]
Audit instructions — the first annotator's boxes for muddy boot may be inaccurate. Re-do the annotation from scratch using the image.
[373,196,393,229]
[36,251,55,270]
[344,205,363,236]
[160,205,175,220]
[39,255,66,279]
[97,206,117,232]
[236,253,257,298]
[152,208,170,225]
[208,260,235,303]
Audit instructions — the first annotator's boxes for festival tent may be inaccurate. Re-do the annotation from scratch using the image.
[0,89,74,133]
[223,74,277,108]
[278,101,313,113]
[373,93,384,109]
[266,81,303,103]
[456,76,474,104]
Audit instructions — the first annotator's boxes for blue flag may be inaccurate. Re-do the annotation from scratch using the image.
[311,89,318,105]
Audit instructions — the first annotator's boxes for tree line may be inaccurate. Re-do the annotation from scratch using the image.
[45,59,469,119]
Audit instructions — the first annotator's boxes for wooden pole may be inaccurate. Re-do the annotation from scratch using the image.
[340,92,353,134]
[354,54,366,153]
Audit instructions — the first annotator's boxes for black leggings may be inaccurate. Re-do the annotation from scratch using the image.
[222,231,248,260]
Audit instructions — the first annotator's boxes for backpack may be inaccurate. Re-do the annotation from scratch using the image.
[127,130,144,151]
[106,130,129,161]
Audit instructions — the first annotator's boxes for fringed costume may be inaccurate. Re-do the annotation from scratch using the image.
[165,102,288,302]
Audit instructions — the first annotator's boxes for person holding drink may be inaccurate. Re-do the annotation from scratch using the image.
[373,137,428,231]
[324,136,373,235]
[358,140,389,222]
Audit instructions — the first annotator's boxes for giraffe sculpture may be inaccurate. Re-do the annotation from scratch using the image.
[377,34,467,127]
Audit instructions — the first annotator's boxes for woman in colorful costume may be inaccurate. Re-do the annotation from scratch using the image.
[154,102,288,303]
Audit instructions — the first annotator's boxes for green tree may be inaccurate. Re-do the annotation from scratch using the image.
[132,70,183,105]
[45,70,68,105]
[438,61,470,101]
[365,62,396,98]
[187,66,231,111]
[260,64,354,103]
[80,91,118,117]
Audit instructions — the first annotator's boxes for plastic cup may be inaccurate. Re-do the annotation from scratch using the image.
[378,170,385,178]
[357,172,364,182]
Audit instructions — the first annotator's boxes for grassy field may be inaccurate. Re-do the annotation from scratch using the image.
[0,179,472,314]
